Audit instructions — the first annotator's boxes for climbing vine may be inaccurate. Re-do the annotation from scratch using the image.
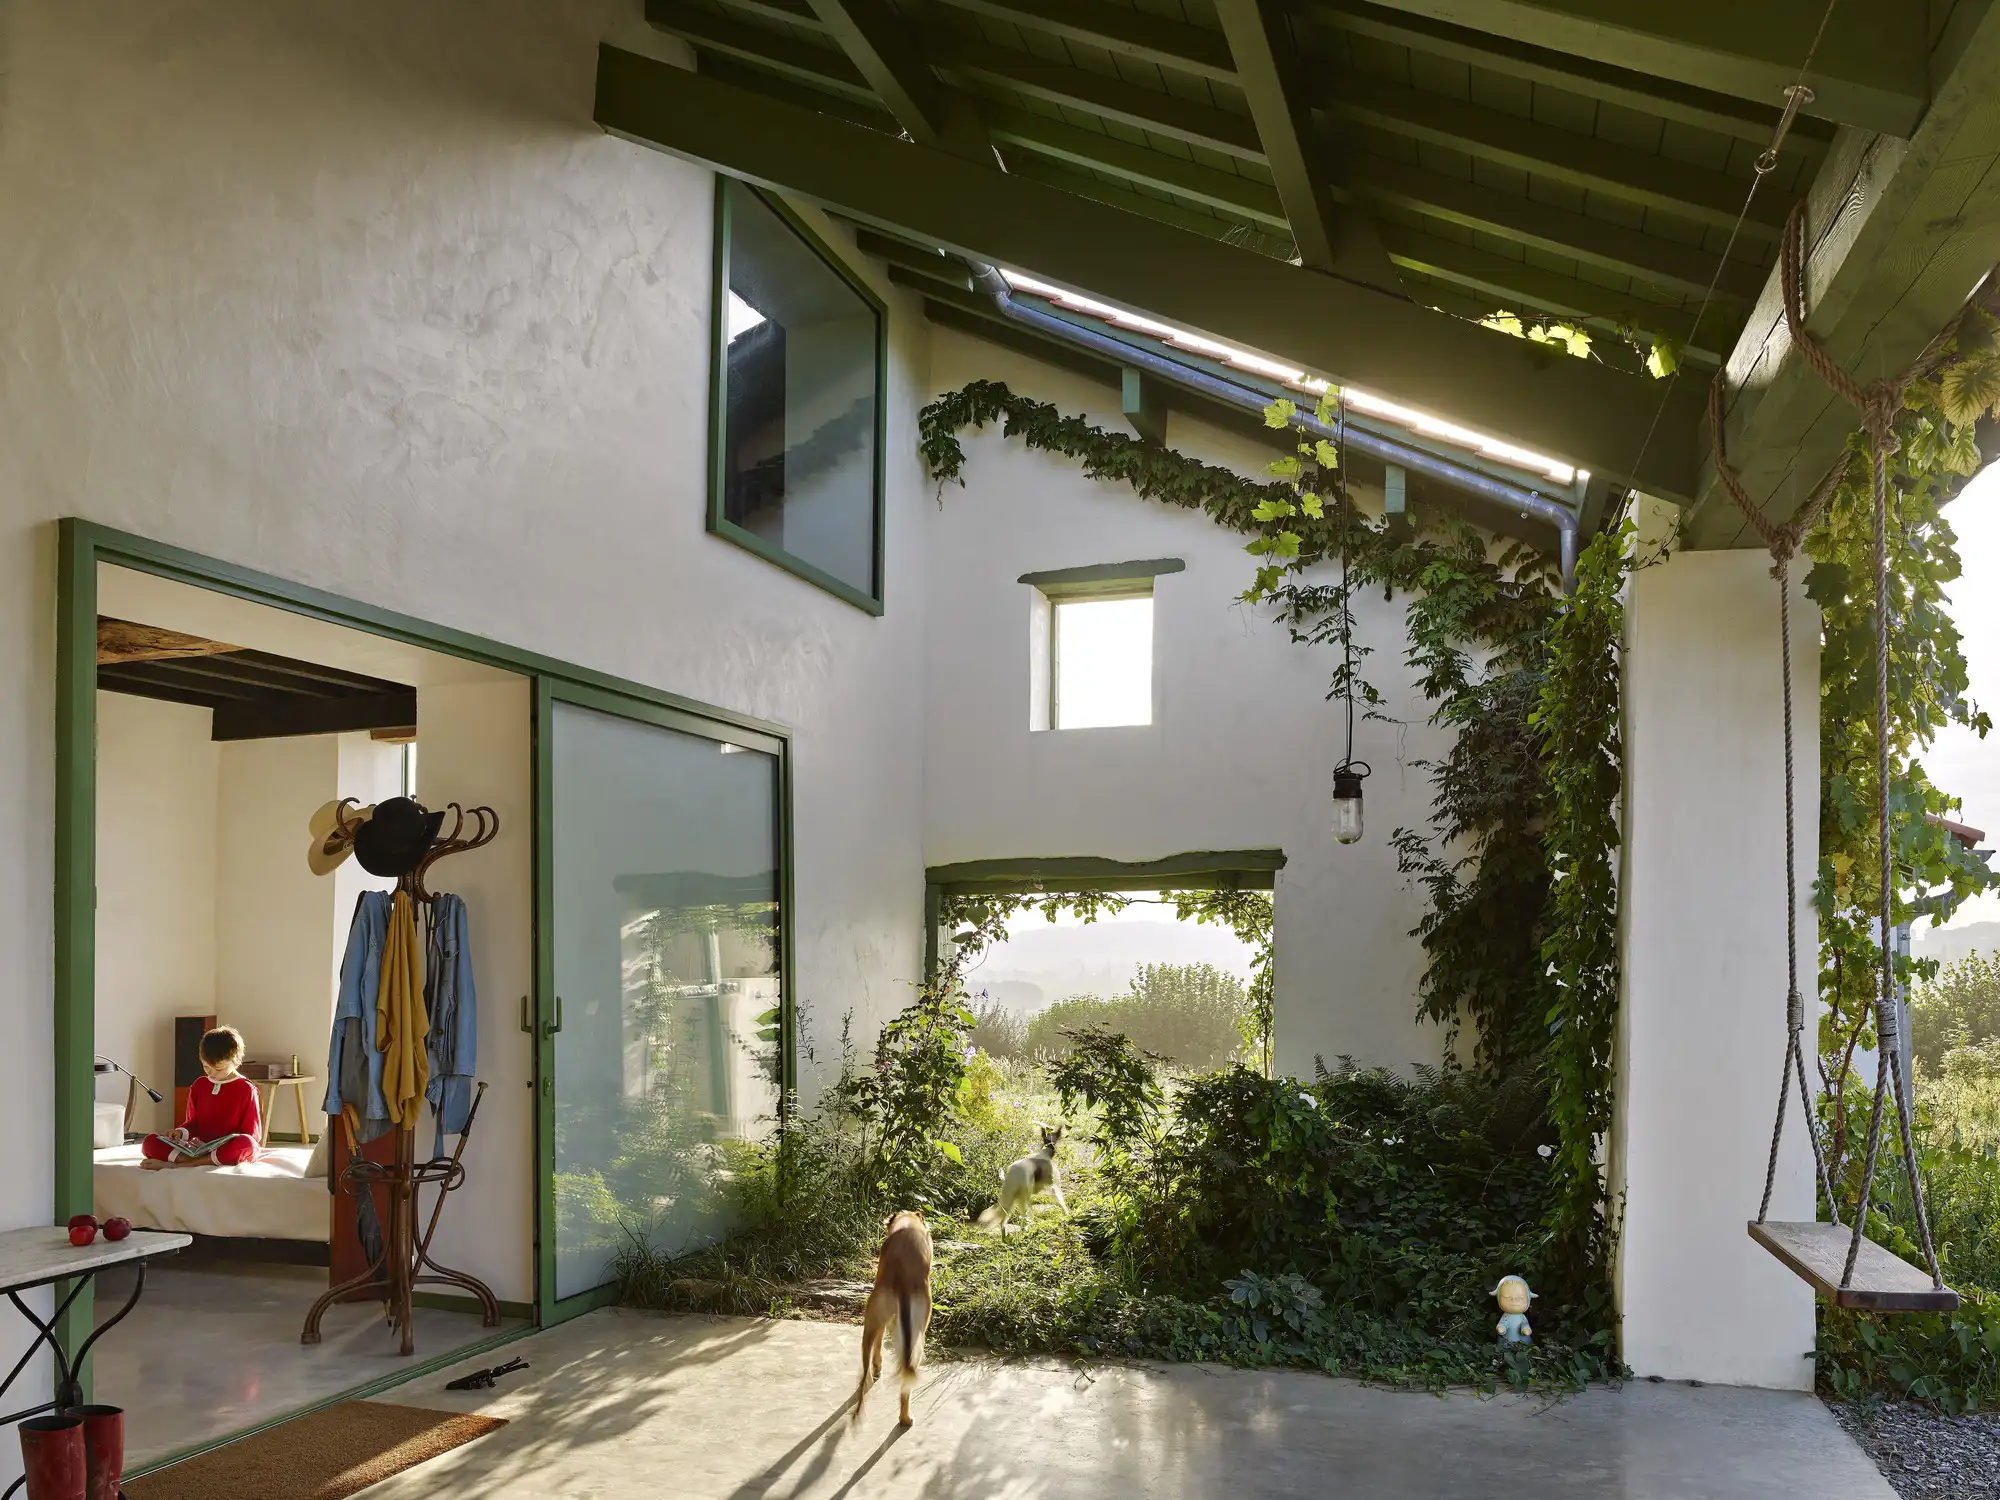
[919,378,1628,1267]
[1807,315,2000,1183]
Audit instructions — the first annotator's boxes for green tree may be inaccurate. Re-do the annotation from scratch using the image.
[1914,952,2000,1077]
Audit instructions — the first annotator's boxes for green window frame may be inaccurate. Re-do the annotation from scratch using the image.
[707,174,888,615]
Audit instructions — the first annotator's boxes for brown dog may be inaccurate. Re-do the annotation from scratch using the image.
[855,1210,933,1427]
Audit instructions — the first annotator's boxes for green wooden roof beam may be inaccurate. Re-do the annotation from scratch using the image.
[934,0,1238,84]
[1216,0,1403,290]
[595,44,1704,496]
[1347,0,1925,136]
[805,0,996,161]
[646,0,877,103]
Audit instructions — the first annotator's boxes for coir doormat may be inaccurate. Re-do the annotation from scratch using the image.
[126,1401,506,1500]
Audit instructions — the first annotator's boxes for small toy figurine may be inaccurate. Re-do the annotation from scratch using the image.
[1492,1275,1535,1345]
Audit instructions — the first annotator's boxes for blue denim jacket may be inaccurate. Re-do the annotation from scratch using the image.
[325,889,394,1140]
[425,893,478,1155]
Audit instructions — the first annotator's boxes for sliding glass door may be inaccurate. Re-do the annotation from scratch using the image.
[534,682,787,1321]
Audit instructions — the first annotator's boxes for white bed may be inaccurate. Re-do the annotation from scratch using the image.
[92,1143,329,1243]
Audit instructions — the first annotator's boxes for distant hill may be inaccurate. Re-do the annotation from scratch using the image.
[1914,920,2000,967]
[963,918,1255,1015]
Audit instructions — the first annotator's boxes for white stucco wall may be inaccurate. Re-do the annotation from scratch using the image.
[1616,544,1820,1389]
[920,330,1455,1073]
[414,680,537,1306]
[214,735,345,1092]
[95,694,223,1138]
[0,12,930,1446]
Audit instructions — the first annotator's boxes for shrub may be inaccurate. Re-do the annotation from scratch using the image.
[968,996,1027,1060]
[1026,962,1251,1069]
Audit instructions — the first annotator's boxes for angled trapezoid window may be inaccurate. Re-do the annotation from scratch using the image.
[709,176,886,613]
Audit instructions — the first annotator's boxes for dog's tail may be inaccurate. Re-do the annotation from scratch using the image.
[898,1290,927,1396]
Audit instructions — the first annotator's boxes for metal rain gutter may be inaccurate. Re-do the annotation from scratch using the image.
[964,262,1581,590]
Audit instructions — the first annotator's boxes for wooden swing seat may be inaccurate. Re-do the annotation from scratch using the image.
[1749,1221,1960,1313]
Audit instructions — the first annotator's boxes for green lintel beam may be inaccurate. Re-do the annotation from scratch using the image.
[1351,0,1925,137]
[928,849,1287,895]
[1691,3,2000,547]
[596,46,1703,497]
[804,0,995,162]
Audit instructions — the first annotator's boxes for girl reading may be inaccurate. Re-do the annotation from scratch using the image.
[140,1025,261,1169]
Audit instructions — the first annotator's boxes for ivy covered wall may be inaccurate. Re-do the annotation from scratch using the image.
[921,328,1461,1072]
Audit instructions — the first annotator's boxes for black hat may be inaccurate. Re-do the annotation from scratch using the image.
[353,797,445,878]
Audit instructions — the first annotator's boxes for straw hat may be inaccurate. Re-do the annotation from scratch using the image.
[307,799,374,877]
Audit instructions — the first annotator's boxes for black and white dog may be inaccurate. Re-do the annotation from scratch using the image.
[977,1123,1066,1239]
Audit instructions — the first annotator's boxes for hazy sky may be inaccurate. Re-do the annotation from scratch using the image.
[1917,462,2000,930]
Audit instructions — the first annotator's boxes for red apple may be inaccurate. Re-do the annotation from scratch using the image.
[102,1217,131,1242]
[67,1216,97,1248]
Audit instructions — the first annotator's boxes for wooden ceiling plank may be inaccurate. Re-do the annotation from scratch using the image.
[1346,151,1768,301]
[937,39,1265,160]
[596,44,1706,495]
[983,103,1289,225]
[1378,224,1726,357]
[1337,0,1925,136]
[1310,2,1833,153]
[95,617,238,665]
[1324,74,1793,234]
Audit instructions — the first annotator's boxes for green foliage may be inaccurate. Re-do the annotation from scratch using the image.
[941,885,1276,1067]
[1914,953,2000,1078]
[1820,1287,2000,1414]
[1025,963,1251,1070]
[1804,319,2000,1412]
[919,378,1626,1296]
[1807,347,1996,1188]
[1533,524,1630,1273]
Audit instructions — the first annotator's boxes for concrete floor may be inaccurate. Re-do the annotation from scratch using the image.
[342,1310,1897,1499]
[93,1258,521,1465]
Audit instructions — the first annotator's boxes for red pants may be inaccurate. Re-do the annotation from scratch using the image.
[141,1133,255,1166]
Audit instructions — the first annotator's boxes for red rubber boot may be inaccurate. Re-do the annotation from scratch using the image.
[18,1414,86,1500]
[78,1406,124,1500]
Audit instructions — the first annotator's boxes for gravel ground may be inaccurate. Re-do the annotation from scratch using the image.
[1830,1398,2000,1497]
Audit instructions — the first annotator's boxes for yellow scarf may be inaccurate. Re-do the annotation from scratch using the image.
[376,889,430,1126]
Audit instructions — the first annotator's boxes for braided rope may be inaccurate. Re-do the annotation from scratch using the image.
[1769,202,1954,1292]
[1719,201,1970,1289]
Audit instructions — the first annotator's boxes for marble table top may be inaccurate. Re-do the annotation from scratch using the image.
[0,1225,192,1295]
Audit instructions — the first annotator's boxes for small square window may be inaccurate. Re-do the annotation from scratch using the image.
[1026,570,1165,731]
[709,177,886,613]
[1054,594,1153,728]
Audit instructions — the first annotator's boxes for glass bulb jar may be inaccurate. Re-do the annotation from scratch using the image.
[1332,760,1371,845]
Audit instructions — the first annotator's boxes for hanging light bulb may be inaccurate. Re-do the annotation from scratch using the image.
[1332,760,1371,844]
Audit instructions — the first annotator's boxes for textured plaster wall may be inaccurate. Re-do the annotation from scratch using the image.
[0,0,928,1346]
[920,330,1456,1073]
[1615,546,1819,1389]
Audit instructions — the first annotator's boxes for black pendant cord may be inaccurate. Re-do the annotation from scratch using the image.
[1337,392,1356,769]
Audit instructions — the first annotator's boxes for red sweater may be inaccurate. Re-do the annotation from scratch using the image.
[181,1075,261,1144]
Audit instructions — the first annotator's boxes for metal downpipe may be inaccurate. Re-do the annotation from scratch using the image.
[964,263,1581,592]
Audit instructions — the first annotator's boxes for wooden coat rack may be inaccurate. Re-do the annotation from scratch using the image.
[302,801,503,1356]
